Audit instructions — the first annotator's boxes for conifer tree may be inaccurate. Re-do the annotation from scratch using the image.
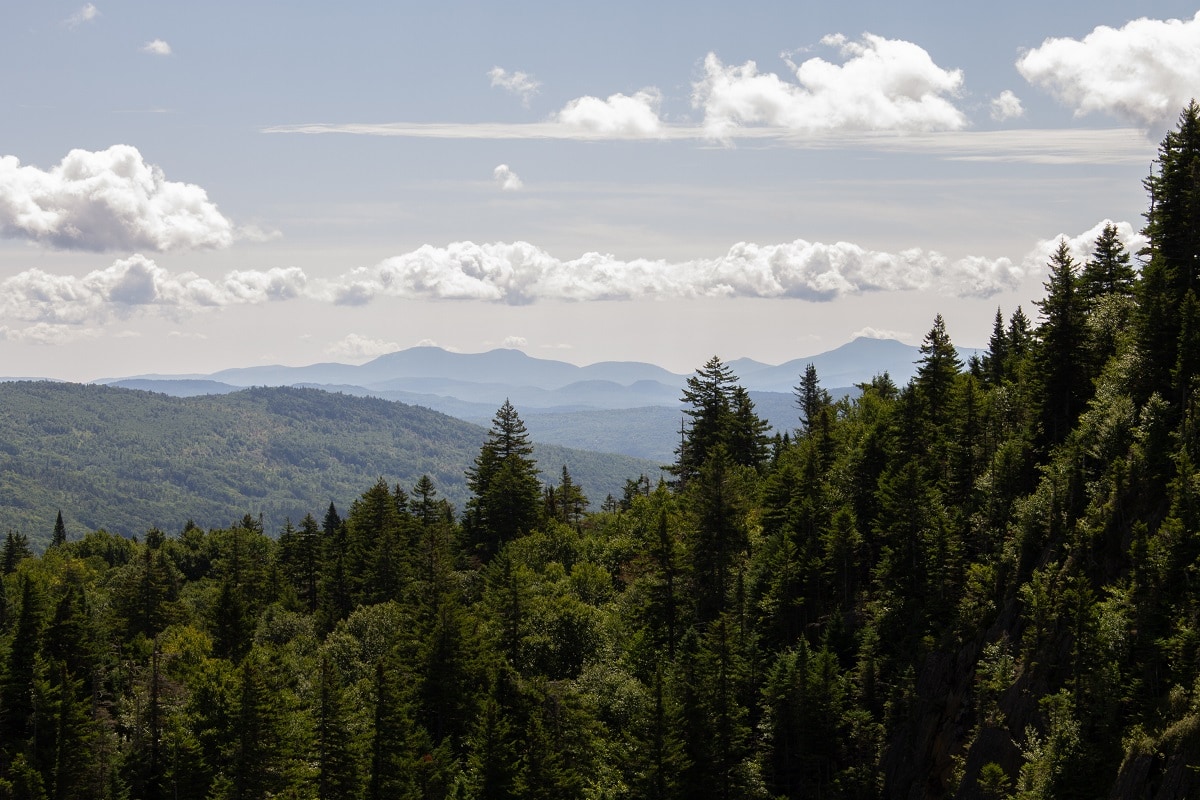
[464,400,541,559]
[915,314,962,428]
[1137,101,1200,404]
[50,512,66,549]
[1035,239,1091,447]
[795,362,832,434]
[316,654,361,800]
[675,357,738,483]
[1081,222,1136,302]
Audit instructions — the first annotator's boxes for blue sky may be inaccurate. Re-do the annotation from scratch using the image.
[2,1,1199,380]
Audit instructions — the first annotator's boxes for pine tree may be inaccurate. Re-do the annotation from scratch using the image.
[316,654,361,800]
[984,308,1008,386]
[1137,101,1200,404]
[795,363,832,434]
[675,356,738,483]
[50,512,66,549]
[915,314,962,429]
[464,400,541,559]
[1080,222,1136,302]
[726,386,771,470]
[2,531,33,574]
[1035,239,1091,448]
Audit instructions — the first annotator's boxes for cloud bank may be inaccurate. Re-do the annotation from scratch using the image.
[0,255,304,327]
[694,34,966,139]
[1017,12,1200,128]
[0,224,1143,339]
[321,239,1022,306]
[0,145,234,252]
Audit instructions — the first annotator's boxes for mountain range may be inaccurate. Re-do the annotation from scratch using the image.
[91,337,981,462]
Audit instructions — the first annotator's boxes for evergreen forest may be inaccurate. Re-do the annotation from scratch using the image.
[6,105,1200,800]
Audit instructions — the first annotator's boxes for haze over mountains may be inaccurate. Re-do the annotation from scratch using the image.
[91,337,979,461]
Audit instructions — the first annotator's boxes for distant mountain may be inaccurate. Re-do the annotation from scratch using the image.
[0,382,662,548]
[77,337,979,460]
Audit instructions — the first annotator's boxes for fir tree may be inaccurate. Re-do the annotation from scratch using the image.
[464,400,541,559]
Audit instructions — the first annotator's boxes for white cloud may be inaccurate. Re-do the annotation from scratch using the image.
[990,90,1025,121]
[65,3,99,27]
[0,323,99,346]
[0,145,234,252]
[0,224,1143,343]
[142,39,172,56]
[1022,219,1146,271]
[502,336,528,348]
[493,164,523,191]
[693,34,966,140]
[1017,13,1200,128]
[853,326,911,341]
[554,89,665,138]
[488,67,541,106]
[0,255,306,326]
[325,333,401,360]
[263,122,1153,164]
[317,239,1022,306]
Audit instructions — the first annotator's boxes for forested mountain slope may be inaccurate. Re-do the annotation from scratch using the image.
[0,382,661,546]
[5,105,1200,800]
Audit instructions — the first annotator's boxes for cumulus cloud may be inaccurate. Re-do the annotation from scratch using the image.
[65,3,99,27]
[0,145,234,251]
[493,164,523,191]
[555,89,665,138]
[1,224,1143,343]
[990,90,1025,121]
[502,336,528,348]
[694,34,966,140]
[0,255,305,326]
[1023,219,1146,270]
[326,333,401,360]
[142,39,172,56]
[853,326,911,340]
[488,67,541,106]
[316,239,1023,306]
[1017,13,1200,127]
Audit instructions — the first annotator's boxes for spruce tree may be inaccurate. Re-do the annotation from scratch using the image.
[464,400,541,559]
[1035,239,1091,447]
[50,512,66,549]
[795,362,832,434]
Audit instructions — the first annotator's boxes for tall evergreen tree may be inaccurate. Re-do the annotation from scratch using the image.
[1035,239,1091,447]
[915,314,962,429]
[1081,222,1136,302]
[50,513,66,549]
[795,363,832,434]
[675,357,738,483]
[1137,101,1200,404]
[464,400,541,559]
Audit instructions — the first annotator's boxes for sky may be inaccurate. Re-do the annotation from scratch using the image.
[3,1,1200,381]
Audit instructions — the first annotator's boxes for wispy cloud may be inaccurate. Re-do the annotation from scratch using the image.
[694,34,966,140]
[488,67,540,106]
[493,164,523,191]
[1018,12,1200,128]
[990,90,1024,121]
[325,333,401,360]
[65,3,99,27]
[0,145,234,252]
[141,39,172,56]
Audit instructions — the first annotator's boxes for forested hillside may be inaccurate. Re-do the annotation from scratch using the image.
[0,383,661,546]
[4,105,1200,800]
